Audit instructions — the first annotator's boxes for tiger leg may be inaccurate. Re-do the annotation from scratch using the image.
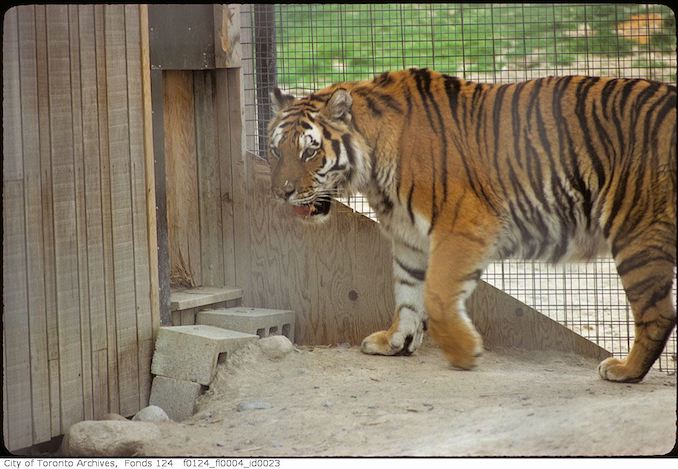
[361,237,428,356]
[598,225,677,382]
[424,229,495,370]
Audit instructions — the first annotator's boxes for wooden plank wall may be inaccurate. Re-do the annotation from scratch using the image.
[238,169,397,345]
[163,69,236,289]
[2,5,157,451]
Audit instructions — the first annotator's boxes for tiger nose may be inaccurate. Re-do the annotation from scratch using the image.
[274,181,295,200]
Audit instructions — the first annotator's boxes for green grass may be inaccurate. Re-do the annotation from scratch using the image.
[273,3,676,89]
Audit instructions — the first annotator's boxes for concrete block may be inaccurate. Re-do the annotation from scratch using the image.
[151,325,258,385]
[196,307,296,343]
[149,376,203,422]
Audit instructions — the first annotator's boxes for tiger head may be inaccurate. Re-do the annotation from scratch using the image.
[267,86,369,223]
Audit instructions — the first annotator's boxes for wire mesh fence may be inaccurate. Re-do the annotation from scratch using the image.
[240,3,677,373]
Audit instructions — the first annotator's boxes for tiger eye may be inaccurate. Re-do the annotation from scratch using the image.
[303,148,317,160]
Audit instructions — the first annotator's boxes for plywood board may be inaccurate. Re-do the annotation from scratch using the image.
[104,4,140,418]
[17,4,52,444]
[125,4,154,408]
[3,7,23,181]
[33,6,62,436]
[140,4,161,338]
[148,4,215,70]
[226,69,252,294]
[4,3,157,448]
[195,71,225,287]
[94,4,120,416]
[349,214,398,341]
[164,70,202,287]
[215,69,237,288]
[78,3,109,421]
[3,10,33,447]
[170,287,243,311]
[92,350,109,420]
[243,162,394,344]
[150,69,172,326]
[468,282,612,361]
[68,4,95,423]
[46,4,85,433]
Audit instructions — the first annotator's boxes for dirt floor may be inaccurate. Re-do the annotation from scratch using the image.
[140,338,677,457]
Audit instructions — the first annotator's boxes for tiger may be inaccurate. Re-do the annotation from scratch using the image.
[267,68,676,383]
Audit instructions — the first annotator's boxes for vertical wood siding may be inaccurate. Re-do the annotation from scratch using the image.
[2,5,156,451]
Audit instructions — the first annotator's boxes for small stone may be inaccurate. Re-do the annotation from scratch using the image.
[60,420,160,457]
[237,401,272,412]
[258,335,295,359]
[321,400,333,408]
[132,405,170,423]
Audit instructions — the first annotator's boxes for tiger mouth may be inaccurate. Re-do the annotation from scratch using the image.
[291,199,331,219]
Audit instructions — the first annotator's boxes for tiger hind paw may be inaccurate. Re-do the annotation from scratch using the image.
[597,357,643,383]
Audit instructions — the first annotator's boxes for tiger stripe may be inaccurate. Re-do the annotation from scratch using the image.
[268,68,676,382]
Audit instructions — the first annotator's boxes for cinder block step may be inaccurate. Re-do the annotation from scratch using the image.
[149,376,204,422]
[171,286,243,311]
[196,307,296,343]
[151,325,258,385]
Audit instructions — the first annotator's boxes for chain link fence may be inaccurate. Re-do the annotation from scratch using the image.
[240,3,676,373]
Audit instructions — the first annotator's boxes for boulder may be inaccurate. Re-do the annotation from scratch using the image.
[61,420,160,457]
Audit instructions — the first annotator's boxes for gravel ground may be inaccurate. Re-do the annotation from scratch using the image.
[139,338,677,457]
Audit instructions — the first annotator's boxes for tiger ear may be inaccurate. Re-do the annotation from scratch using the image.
[270,87,295,113]
[323,88,352,120]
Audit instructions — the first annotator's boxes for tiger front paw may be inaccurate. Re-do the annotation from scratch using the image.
[429,321,483,370]
[597,357,643,383]
[360,327,423,356]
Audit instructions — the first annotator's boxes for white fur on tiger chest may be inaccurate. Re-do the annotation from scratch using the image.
[365,188,430,253]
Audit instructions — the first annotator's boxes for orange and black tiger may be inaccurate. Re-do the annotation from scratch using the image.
[267,68,676,382]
